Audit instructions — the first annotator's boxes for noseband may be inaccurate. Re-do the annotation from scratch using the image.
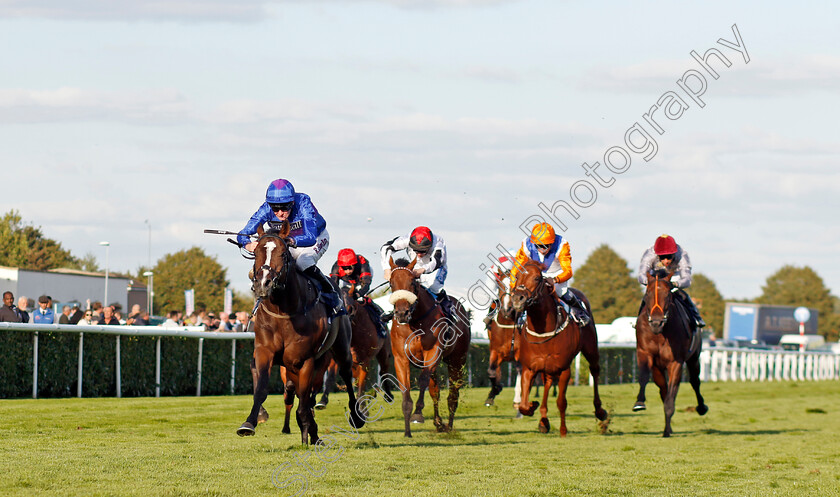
[388,266,419,318]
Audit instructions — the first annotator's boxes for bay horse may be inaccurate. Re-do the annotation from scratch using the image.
[237,222,365,444]
[387,257,471,437]
[316,284,393,408]
[511,260,608,436]
[635,269,708,437]
[484,270,520,407]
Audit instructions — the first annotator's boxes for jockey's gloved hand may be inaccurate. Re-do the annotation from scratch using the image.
[286,237,297,248]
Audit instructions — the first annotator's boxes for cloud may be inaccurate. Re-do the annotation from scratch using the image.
[0,0,270,22]
[0,0,520,22]
[582,55,840,96]
[0,87,193,124]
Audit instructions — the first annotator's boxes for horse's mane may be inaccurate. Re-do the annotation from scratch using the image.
[394,257,411,267]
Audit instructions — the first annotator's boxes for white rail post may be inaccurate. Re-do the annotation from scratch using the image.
[116,336,121,398]
[155,336,161,398]
[197,337,204,397]
[32,331,39,399]
[230,339,236,395]
[77,332,84,397]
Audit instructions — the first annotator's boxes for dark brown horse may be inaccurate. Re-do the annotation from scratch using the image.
[387,257,471,437]
[511,260,608,435]
[484,270,520,407]
[316,285,393,408]
[635,270,708,437]
[237,223,364,444]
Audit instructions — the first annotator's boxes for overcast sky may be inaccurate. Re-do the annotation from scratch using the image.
[2,0,838,304]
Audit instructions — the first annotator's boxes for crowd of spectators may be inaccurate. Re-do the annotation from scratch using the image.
[0,290,251,331]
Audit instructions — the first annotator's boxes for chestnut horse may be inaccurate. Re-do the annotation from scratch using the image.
[316,285,393,408]
[237,223,365,444]
[388,257,471,437]
[511,260,608,435]
[484,270,520,407]
[635,270,708,437]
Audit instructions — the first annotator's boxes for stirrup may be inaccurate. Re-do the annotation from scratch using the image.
[570,308,590,326]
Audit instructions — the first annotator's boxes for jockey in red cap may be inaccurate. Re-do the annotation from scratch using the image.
[638,234,705,328]
[380,226,453,318]
[330,248,388,337]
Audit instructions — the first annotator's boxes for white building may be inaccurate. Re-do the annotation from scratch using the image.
[0,265,136,312]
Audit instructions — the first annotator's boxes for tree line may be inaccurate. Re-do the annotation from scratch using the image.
[2,210,837,341]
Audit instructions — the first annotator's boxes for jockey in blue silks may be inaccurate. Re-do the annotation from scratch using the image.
[238,178,342,316]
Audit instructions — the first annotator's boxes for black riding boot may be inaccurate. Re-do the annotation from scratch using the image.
[436,289,454,319]
[676,289,705,328]
[483,299,500,328]
[366,301,389,338]
[559,291,590,326]
[303,266,344,317]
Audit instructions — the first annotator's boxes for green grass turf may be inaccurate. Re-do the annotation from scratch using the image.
[2,380,839,496]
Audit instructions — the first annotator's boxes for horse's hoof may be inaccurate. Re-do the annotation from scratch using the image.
[484,398,495,407]
[434,417,447,432]
[257,408,269,424]
[595,408,608,421]
[236,423,256,437]
[520,401,539,417]
[349,413,366,429]
[696,404,709,416]
[538,418,550,434]
[410,414,425,424]
[514,411,523,419]
[404,432,413,438]
[633,401,646,412]
[314,402,327,410]
[662,432,671,438]
[282,426,291,434]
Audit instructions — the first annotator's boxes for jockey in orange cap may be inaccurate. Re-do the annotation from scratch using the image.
[330,248,388,337]
[509,223,590,325]
[638,234,705,328]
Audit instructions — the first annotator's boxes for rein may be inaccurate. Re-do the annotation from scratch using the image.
[493,313,517,329]
[522,307,570,343]
[514,272,570,343]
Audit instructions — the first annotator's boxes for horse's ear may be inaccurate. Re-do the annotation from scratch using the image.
[278,220,290,238]
[389,257,396,270]
[407,257,417,270]
[667,270,676,282]
[257,225,265,237]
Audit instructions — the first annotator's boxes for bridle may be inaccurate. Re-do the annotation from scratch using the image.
[512,266,570,343]
[389,266,419,319]
[646,274,672,325]
[253,233,293,293]
[512,271,547,311]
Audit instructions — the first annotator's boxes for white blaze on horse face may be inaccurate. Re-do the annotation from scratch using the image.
[261,241,277,288]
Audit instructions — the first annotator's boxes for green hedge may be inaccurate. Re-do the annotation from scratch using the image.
[1,329,642,399]
[0,330,273,399]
